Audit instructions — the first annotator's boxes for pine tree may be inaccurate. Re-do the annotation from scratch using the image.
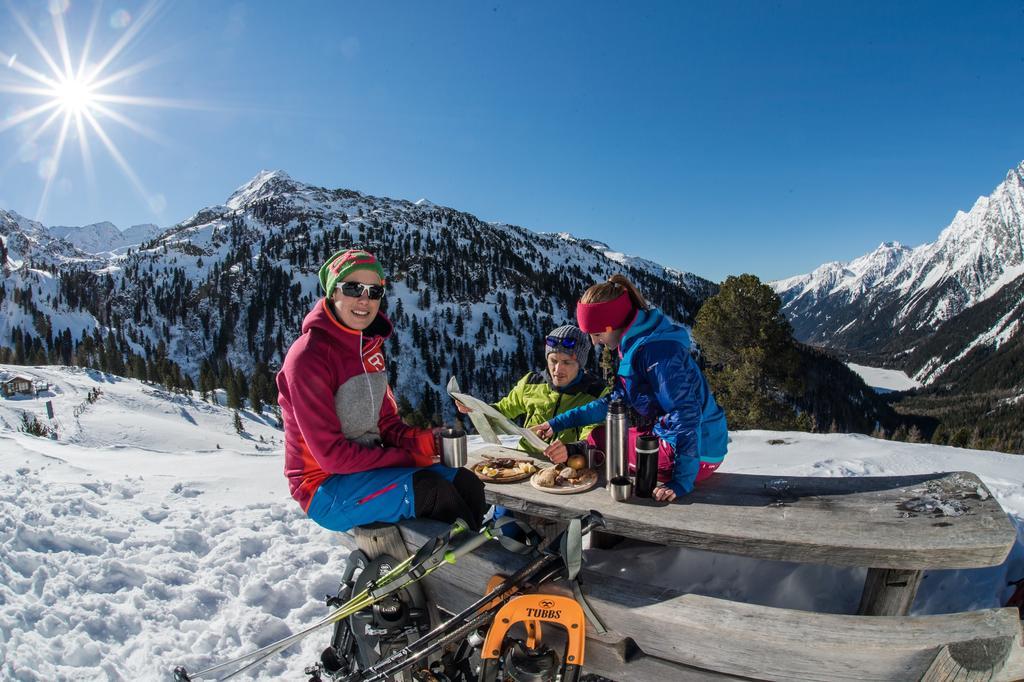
[693,274,803,430]
[224,368,240,409]
[907,425,923,443]
[233,410,244,435]
[249,379,264,416]
[950,427,971,448]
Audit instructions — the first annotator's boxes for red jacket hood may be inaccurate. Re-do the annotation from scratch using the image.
[302,298,394,348]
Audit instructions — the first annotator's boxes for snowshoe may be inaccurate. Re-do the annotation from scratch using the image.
[318,550,433,680]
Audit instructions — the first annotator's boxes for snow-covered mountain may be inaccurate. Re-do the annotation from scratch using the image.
[0,209,93,268]
[772,161,1024,386]
[2,363,1022,679]
[48,221,161,254]
[0,170,718,418]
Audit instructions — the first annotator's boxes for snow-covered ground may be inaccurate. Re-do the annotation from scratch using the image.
[846,362,922,393]
[1,365,1022,680]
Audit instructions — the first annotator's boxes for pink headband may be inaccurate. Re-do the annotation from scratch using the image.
[576,291,634,333]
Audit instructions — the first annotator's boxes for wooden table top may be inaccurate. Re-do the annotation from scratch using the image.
[468,446,1017,569]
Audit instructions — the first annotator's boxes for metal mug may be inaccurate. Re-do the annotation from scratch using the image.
[609,476,632,502]
[440,429,468,468]
[585,445,605,471]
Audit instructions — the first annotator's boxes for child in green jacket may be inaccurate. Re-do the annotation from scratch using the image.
[457,325,605,458]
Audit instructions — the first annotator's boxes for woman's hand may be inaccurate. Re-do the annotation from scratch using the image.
[455,400,473,414]
[543,441,568,464]
[530,422,554,440]
[413,429,444,467]
[652,485,677,503]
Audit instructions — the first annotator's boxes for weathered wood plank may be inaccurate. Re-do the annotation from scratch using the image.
[999,629,1024,682]
[352,522,414,561]
[468,454,1015,569]
[920,635,1017,681]
[576,635,752,681]
[396,518,1023,682]
[858,568,923,616]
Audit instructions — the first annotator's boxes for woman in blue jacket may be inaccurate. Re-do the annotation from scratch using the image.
[532,275,728,502]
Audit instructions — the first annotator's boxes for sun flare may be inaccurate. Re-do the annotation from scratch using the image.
[0,1,200,219]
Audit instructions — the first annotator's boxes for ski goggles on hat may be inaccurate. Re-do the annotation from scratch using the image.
[339,282,386,300]
[545,336,578,350]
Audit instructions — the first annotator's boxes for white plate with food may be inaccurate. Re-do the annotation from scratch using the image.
[530,460,599,494]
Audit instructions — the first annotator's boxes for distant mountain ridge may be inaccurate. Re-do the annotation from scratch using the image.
[1,210,90,266]
[772,161,1024,389]
[48,221,161,254]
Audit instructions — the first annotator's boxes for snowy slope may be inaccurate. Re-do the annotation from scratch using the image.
[1,365,1022,679]
[771,161,1024,384]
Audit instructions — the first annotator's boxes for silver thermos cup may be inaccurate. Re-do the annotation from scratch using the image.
[440,428,468,468]
[605,399,628,485]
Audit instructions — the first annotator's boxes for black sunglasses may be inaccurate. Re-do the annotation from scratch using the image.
[339,282,386,300]
[545,336,578,350]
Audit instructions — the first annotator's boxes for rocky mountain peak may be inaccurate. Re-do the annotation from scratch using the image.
[771,160,1024,386]
[225,170,303,210]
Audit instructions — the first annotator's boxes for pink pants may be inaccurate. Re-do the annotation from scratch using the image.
[586,426,719,485]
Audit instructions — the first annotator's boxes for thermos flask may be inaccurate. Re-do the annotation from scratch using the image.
[605,399,628,485]
[634,434,660,498]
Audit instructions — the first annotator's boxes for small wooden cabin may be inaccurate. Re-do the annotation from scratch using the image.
[1,374,35,397]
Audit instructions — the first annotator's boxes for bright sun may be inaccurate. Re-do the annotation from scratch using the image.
[52,76,95,114]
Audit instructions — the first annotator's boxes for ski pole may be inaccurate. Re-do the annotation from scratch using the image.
[217,529,499,682]
[173,592,378,681]
[173,519,490,681]
[174,566,401,681]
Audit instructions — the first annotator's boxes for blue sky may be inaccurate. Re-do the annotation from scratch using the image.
[1,1,1021,282]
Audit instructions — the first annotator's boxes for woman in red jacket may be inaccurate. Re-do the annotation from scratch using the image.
[276,249,485,532]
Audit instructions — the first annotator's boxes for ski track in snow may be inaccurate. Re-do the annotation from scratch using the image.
[1,367,1023,680]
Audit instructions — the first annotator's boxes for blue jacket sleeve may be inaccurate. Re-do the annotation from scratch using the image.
[642,342,704,497]
[547,384,623,433]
